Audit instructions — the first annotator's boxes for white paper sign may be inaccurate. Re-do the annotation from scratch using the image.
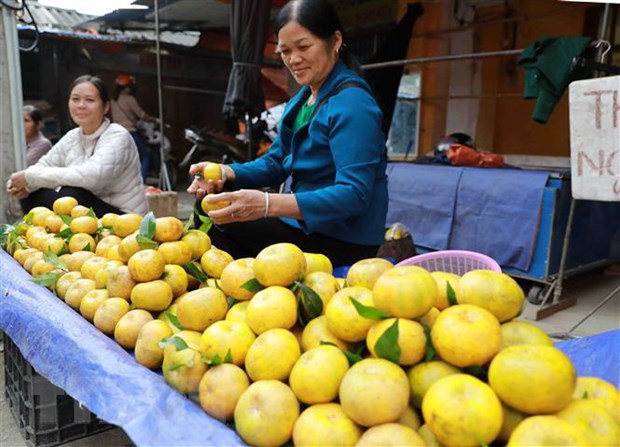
[569,75,620,201]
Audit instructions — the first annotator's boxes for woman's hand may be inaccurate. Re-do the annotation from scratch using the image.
[205,189,267,224]
[6,171,30,199]
[187,162,235,198]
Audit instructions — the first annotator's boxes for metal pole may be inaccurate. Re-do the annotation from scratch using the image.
[154,0,171,191]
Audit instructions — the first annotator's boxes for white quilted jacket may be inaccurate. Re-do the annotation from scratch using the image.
[24,119,148,215]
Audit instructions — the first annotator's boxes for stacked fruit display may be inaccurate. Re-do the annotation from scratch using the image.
[1,197,618,447]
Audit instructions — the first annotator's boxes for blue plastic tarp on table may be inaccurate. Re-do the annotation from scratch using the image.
[0,250,245,447]
[555,329,620,388]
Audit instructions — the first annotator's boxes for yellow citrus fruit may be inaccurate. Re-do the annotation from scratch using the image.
[80,255,108,280]
[299,271,339,313]
[303,252,333,275]
[488,344,576,414]
[253,242,306,287]
[497,403,526,442]
[292,403,362,446]
[245,328,301,382]
[417,424,443,447]
[201,194,230,213]
[134,320,173,369]
[79,289,109,321]
[219,257,257,301]
[234,380,300,447]
[68,233,96,253]
[14,248,39,266]
[70,205,91,218]
[69,215,98,235]
[202,163,222,181]
[128,249,166,282]
[245,285,298,334]
[94,260,123,289]
[339,358,409,427]
[346,257,393,289]
[556,398,619,445]
[200,246,234,278]
[93,297,130,335]
[117,233,141,263]
[225,301,250,323]
[431,304,502,367]
[52,196,78,215]
[112,213,143,237]
[175,287,227,331]
[300,314,349,352]
[23,251,44,273]
[198,363,250,422]
[31,209,54,227]
[199,320,256,367]
[407,360,461,408]
[55,271,82,300]
[114,309,154,349]
[153,216,184,242]
[64,278,97,310]
[162,264,189,298]
[397,406,422,431]
[373,265,437,319]
[357,423,426,446]
[325,286,376,343]
[65,250,96,272]
[366,318,426,366]
[459,270,525,322]
[573,376,620,423]
[289,345,349,405]
[162,344,207,395]
[506,415,590,446]
[94,234,122,258]
[44,214,65,233]
[423,374,503,446]
[416,306,440,329]
[181,229,211,259]
[501,320,553,349]
[106,265,137,300]
[157,303,182,334]
[430,271,461,310]
[157,241,192,265]
[31,259,57,278]
[99,212,119,228]
[130,280,173,312]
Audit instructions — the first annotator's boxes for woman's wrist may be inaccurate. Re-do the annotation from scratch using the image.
[263,192,270,218]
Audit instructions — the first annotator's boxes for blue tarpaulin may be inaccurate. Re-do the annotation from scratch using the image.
[0,250,244,447]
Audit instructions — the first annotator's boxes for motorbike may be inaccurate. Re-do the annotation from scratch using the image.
[137,120,178,189]
[179,126,248,169]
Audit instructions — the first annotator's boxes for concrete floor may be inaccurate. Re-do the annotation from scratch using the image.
[1,190,619,446]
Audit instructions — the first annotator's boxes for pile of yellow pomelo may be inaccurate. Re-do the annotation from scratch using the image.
[2,196,619,447]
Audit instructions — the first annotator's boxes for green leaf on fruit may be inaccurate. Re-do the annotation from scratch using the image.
[166,311,184,331]
[241,278,264,293]
[296,281,323,321]
[43,250,68,271]
[31,271,64,287]
[139,211,156,240]
[374,319,401,363]
[158,335,189,351]
[320,341,363,366]
[197,213,212,234]
[447,281,458,306]
[350,297,390,320]
[184,262,207,283]
[23,211,34,224]
[136,234,159,250]
[60,215,73,225]
[56,228,73,240]
[423,325,436,362]
[87,207,96,218]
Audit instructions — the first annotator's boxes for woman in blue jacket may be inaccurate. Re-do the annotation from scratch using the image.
[188,0,388,267]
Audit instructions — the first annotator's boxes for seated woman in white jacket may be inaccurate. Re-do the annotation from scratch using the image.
[7,75,148,216]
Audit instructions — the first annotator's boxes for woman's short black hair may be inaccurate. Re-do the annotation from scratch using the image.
[70,75,110,104]
[275,0,361,73]
[23,105,43,124]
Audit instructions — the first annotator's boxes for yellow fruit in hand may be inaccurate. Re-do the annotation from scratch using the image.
[199,364,249,422]
[506,415,590,446]
[253,242,306,287]
[202,163,222,181]
[130,280,173,312]
[245,328,301,382]
[346,257,393,289]
[93,297,130,335]
[289,345,349,405]
[219,258,256,301]
[339,358,409,427]
[234,380,300,447]
[501,320,553,349]
[373,265,437,319]
[292,403,362,447]
[199,320,256,367]
[431,304,502,368]
[488,344,576,414]
[422,374,502,447]
[52,196,78,215]
[357,423,426,446]
[407,360,460,408]
[134,320,173,369]
[245,286,298,334]
[201,194,231,213]
[175,287,227,332]
[430,271,461,310]
[325,286,376,343]
[153,216,184,242]
[181,229,211,259]
[114,309,154,349]
[366,318,426,366]
[459,269,525,322]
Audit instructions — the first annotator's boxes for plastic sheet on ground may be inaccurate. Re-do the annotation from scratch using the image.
[0,250,244,447]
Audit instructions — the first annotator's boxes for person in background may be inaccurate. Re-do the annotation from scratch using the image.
[6,75,148,216]
[23,105,52,166]
[110,74,158,181]
[187,0,388,267]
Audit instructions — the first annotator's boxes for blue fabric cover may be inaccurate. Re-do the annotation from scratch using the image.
[386,163,550,270]
[0,250,244,447]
